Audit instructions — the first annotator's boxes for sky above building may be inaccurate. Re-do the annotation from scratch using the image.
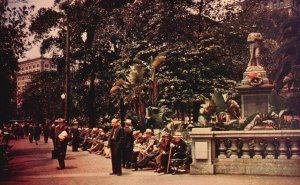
[8,0,54,61]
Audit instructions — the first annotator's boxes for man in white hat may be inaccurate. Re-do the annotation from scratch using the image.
[171,132,187,155]
[54,118,69,170]
[122,119,134,169]
[108,118,124,176]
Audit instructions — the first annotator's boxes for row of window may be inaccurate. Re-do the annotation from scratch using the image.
[20,63,57,72]
[262,0,286,9]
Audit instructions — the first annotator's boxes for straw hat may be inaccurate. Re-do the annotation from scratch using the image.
[56,118,65,123]
[111,118,119,123]
[145,128,153,134]
[161,132,170,137]
[173,132,182,137]
[133,130,141,135]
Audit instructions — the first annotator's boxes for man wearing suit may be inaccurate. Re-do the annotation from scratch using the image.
[55,118,69,170]
[122,119,134,169]
[108,118,124,176]
[43,123,50,143]
[71,121,80,152]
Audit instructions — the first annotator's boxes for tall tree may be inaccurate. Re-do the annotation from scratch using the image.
[21,71,64,123]
[0,0,34,124]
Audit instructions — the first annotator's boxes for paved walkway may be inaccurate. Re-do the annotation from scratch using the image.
[0,138,299,185]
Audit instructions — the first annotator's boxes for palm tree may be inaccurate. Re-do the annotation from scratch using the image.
[273,0,300,115]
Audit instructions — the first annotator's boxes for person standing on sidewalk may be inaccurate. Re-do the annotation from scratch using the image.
[122,119,134,169]
[33,123,41,145]
[71,121,80,152]
[43,123,50,143]
[108,118,124,176]
[28,123,34,143]
[55,118,69,170]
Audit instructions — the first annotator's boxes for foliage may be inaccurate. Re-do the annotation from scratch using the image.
[0,1,34,123]
[21,71,64,123]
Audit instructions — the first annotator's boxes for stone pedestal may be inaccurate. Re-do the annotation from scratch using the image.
[236,66,273,118]
[189,128,214,175]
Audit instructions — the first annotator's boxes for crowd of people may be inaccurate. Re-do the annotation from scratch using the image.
[0,118,192,176]
[63,118,192,176]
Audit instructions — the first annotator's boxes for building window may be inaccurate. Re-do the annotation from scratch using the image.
[37,64,40,67]
[33,65,36,68]
[45,64,49,68]
[25,67,28,70]
[29,66,32,69]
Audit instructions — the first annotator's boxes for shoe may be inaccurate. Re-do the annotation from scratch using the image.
[109,173,116,175]
[56,167,63,170]
[131,163,138,171]
[117,173,122,176]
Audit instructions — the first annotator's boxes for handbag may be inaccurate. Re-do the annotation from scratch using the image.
[52,149,59,159]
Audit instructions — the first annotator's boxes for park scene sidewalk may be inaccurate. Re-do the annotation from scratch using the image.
[1,138,299,185]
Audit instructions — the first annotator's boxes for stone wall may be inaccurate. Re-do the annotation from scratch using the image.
[189,128,300,176]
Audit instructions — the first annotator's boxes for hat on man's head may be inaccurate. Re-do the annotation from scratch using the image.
[124,119,132,126]
[145,128,153,134]
[133,130,141,135]
[173,132,182,137]
[111,118,119,123]
[56,118,65,123]
[161,132,169,137]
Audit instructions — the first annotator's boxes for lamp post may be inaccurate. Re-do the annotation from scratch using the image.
[65,0,70,125]
[61,93,66,118]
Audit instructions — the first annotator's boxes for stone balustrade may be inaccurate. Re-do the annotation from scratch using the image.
[189,128,300,176]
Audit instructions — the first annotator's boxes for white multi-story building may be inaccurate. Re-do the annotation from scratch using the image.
[261,0,299,15]
[17,57,57,106]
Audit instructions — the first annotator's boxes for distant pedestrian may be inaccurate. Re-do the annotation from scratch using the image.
[122,119,134,169]
[34,123,42,145]
[108,118,124,176]
[50,122,56,148]
[28,123,34,143]
[54,118,69,170]
[71,121,80,152]
[43,124,50,143]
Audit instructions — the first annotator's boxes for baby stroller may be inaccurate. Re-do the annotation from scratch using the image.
[169,150,192,175]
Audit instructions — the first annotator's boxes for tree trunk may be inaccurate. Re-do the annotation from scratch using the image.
[88,72,96,129]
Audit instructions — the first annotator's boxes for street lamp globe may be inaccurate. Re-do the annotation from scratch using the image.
[81,32,87,42]
[61,93,66,100]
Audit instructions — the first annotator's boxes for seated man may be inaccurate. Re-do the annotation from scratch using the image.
[170,132,191,173]
[138,129,157,161]
[155,132,171,173]
[102,132,111,158]
[170,132,187,154]
[132,130,143,164]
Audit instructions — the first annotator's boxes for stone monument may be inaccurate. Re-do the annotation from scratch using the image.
[236,32,273,118]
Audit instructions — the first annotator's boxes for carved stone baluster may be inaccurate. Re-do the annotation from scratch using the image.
[218,139,227,159]
[290,139,300,159]
[241,139,250,159]
[278,138,288,159]
[265,139,275,159]
[253,139,262,159]
[230,139,238,159]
